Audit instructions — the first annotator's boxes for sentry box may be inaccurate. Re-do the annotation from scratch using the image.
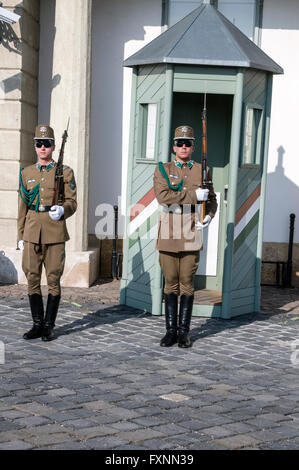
[120,2,283,319]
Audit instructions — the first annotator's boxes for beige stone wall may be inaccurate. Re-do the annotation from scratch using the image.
[0,0,40,249]
[0,0,100,288]
[49,0,92,254]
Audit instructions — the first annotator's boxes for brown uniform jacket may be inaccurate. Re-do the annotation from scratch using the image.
[18,162,77,244]
[153,160,217,253]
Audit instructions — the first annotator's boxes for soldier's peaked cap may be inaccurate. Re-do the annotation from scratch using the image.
[174,125,195,141]
[34,125,55,141]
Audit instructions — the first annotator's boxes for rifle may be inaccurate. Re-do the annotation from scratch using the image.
[200,94,208,223]
[52,119,70,207]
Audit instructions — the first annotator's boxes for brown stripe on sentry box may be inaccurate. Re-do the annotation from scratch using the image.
[235,183,261,226]
[130,187,155,222]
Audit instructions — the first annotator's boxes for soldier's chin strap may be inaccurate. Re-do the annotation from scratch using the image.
[19,168,40,212]
[158,162,184,192]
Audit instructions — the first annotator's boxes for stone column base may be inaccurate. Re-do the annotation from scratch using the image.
[0,247,100,288]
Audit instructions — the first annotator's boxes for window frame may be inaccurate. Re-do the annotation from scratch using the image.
[136,100,160,164]
[241,103,264,168]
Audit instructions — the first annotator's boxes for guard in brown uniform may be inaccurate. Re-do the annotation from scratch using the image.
[18,125,77,341]
[154,125,217,348]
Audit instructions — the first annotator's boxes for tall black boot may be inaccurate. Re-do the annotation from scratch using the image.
[160,293,178,347]
[178,294,194,348]
[23,294,44,340]
[42,294,60,342]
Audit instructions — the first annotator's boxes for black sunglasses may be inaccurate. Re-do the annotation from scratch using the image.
[175,139,193,148]
[35,140,53,148]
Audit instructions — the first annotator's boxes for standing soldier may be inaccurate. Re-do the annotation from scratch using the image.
[18,125,77,342]
[154,125,217,348]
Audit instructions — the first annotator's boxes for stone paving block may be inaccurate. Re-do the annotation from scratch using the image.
[43,412,85,424]
[180,419,213,431]
[0,410,31,419]
[23,423,73,436]
[131,415,169,427]
[114,443,148,450]
[150,423,188,437]
[261,412,294,423]
[0,404,15,412]
[221,421,257,434]
[65,408,96,419]
[132,406,167,417]
[83,436,130,450]
[260,438,299,450]
[245,416,285,429]
[14,402,56,416]
[13,416,53,428]
[213,434,261,449]
[81,400,114,411]
[270,425,299,440]
[101,406,141,421]
[58,418,99,430]
[117,428,167,443]
[188,441,227,450]
[0,430,29,443]
[115,400,147,410]
[141,439,179,450]
[0,440,34,450]
[248,429,287,444]
[85,414,120,426]
[24,433,74,447]
[38,441,89,450]
[166,432,206,447]
[110,421,142,432]
[72,425,119,440]
[199,425,237,439]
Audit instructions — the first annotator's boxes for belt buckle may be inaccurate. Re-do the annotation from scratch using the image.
[39,205,46,212]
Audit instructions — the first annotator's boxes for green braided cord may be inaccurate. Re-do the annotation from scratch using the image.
[158,162,184,192]
[19,168,40,211]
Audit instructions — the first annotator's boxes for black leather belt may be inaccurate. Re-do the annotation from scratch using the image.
[163,205,197,214]
[29,205,52,212]
[179,205,197,213]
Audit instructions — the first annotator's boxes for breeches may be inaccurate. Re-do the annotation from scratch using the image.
[22,242,66,296]
[159,251,200,296]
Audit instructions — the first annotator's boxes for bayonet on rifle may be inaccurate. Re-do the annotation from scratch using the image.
[52,119,70,207]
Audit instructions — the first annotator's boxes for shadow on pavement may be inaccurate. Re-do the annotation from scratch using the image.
[54,305,148,338]
[190,313,258,346]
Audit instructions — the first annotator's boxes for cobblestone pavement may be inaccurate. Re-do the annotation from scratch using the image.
[0,283,299,450]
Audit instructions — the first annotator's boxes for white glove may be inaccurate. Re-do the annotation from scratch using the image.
[18,240,24,251]
[49,205,64,221]
[196,215,212,230]
[196,188,209,202]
